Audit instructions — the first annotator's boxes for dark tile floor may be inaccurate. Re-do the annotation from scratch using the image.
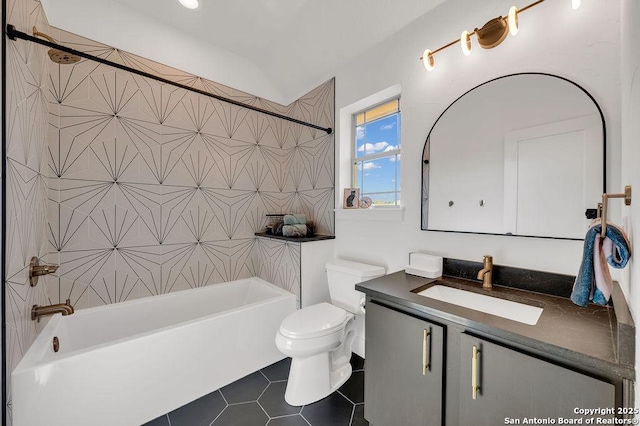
[144,355,368,426]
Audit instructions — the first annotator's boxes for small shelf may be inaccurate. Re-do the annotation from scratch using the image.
[254,233,335,243]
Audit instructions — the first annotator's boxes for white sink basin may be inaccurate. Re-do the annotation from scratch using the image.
[416,285,543,325]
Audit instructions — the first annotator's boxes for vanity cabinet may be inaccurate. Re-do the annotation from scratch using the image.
[364,302,619,426]
[458,334,615,425]
[365,303,445,426]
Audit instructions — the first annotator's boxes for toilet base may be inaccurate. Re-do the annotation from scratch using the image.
[284,352,352,406]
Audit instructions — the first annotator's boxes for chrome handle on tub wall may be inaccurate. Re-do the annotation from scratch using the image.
[422,328,431,375]
[472,345,480,399]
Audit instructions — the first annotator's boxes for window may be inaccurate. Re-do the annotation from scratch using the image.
[353,98,401,206]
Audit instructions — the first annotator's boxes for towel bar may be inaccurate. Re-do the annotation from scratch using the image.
[600,186,632,237]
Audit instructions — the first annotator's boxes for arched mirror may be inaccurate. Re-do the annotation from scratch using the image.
[421,73,605,240]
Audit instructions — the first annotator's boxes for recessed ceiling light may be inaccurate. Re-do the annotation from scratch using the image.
[178,0,199,9]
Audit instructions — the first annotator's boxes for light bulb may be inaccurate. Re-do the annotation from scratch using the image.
[508,6,519,35]
[572,0,581,9]
[178,0,199,9]
[460,31,472,56]
[422,50,435,71]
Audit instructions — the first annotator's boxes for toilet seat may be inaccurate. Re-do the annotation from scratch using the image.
[279,303,351,339]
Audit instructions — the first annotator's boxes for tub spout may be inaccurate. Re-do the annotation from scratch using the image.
[31,299,74,322]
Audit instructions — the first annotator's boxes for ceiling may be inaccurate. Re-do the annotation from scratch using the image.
[44,0,446,104]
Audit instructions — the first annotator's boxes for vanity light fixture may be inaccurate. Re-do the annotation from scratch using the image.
[422,49,435,71]
[460,30,472,56]
[508,6,519,36]
[475,16,509,49]
[178,0,199,9]
[419,0,573,71]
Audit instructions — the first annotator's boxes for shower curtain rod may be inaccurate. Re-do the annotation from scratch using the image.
[6,24,333,135]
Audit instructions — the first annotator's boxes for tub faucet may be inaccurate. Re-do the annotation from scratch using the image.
[31,299,74,322]
[477,255,493,290]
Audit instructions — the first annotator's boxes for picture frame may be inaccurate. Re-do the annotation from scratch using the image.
[343,188,360,209]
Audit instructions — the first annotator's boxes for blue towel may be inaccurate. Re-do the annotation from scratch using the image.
[284,214,306,226]
[570,221,631,307]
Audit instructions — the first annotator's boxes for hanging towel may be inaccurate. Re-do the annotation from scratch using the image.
[284,214,306,225]
[282,224,308,237]
[570,220,631,307]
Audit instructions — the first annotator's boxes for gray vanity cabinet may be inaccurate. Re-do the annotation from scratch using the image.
[365,302,444,426]
[458,333,616,425]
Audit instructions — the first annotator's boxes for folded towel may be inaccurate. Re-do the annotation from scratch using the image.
[282,224,308,238]
[570,220,631,307]
[273,221,285,236]
[284,214,306,226]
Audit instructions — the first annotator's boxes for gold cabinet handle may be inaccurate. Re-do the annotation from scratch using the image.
[422,328,431,375]
[472,345,480,399]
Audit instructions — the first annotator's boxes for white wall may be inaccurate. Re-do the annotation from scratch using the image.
[620,0,640,409]
[333,0,621,276]
[39,0,285,103]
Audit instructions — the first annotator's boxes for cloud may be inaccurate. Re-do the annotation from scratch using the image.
[356,126,365,140]
[358,141,389,153]
[380,123,395,130]
[383,145,398,152]
[359,161,381,170]
[389,153,401,162]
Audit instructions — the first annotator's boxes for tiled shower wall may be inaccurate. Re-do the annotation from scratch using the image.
[5,0,52,422]
[46,27,335,310]
[5,0,334,422]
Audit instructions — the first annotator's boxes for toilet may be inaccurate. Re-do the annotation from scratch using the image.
[275,259,385,406]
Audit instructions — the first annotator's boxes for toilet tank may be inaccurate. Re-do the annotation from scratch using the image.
[326,259,385,313]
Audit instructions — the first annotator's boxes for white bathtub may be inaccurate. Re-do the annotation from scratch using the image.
[12,277,296,426]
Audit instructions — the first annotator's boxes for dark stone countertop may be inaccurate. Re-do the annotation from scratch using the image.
[356,271,635,380]
[254,233,335,243]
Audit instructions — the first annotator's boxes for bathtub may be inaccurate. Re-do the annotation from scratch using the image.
[12,277,296,426]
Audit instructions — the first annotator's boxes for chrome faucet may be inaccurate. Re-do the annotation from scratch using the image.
[29,256,59,287]
[477,255,493,290]
[31,299,74,322]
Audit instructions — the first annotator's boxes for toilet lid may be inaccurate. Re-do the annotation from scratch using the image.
[280,303,350,339]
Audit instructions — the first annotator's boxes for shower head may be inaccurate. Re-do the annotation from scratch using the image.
[47,49,81,65]
[32,26,81,64]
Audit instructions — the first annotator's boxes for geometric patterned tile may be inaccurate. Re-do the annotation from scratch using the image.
[259,382,302,417]
[267,415,311,426]
[212,402,269,426]
[301,392,355,426]
[338,371,365,404]
[141,414,171,426]
[351,404,368,426]
[261,358,292,382]
[147,355,367,426]
[220,371,269,404]
[167,390,226,426]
